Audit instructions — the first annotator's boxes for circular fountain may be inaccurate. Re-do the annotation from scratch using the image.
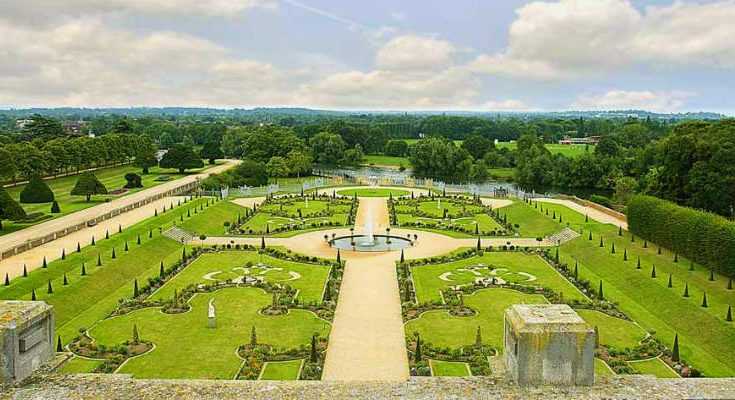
[329,234,412,252]
[330,206,412,252]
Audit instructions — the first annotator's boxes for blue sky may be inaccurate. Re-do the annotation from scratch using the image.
[1,0,733,114]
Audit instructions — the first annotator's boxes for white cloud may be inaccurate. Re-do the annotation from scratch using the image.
[1,0,275,21]
[571,90,694,112]
[472,0,735,80]
[376,35,456,71]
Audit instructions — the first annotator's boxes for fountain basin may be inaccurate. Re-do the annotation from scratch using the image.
[329,235,413,252]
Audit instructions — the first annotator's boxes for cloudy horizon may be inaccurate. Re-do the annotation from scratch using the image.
[2,0,734,114]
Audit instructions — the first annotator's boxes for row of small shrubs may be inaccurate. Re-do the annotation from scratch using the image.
[627,195,735,277]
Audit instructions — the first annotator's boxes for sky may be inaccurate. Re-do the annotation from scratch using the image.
[1,0,734,114]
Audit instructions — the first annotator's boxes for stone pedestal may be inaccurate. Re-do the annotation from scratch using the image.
[504,304,595,386]
[208,316,216,328]
[0,301,55,383]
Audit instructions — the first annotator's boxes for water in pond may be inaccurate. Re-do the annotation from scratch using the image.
[330,235,412,252]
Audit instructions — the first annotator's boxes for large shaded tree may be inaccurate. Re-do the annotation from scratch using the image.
[200,141,224,165]
[159,144,204,174]
[71,172,108,201]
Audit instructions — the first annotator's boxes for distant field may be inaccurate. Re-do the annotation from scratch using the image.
[496,142,593,158]
[362,155,409,167]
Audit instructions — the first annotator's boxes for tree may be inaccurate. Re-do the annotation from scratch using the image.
[0,188,26,221]
[414,334,422,362]
[613,176,637,205]
[671,333,680,362]
[0,147,17,183]
[384,140,409,157]
[265,156,290,180]
[310,132,346,165]
[135,138,158,174]
[341,145,364,166]
[475,326,483,347]
[461,134,494,160]
[200,141,224,165]
[71,173,108,201]
[159,144,204,173]
[132,324,140,344]
[20,175,54,203]
[250,326,257,346]
[310,334,318,362]
[124,173,143,188]
[286,150,313,178]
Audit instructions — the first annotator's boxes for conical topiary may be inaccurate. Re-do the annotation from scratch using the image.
[4,273,9,286]
[31,289,36,300]
[47,280,53,294]
[63,273,68,285]
[683,282,689,297]
[42,257,47,268]
[727,305,732,322]
[57,336,63,352]
[23,264,28,277]
[702,292,708,308]
[651,265,657,278]
[667,274,672,288]
[672,334,680,362]
[598,280,604,300]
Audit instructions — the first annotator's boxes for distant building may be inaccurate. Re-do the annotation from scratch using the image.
[558,136,600,145]
[15,119,33,129]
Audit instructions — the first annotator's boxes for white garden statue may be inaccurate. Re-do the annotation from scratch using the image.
[208,298,216,328]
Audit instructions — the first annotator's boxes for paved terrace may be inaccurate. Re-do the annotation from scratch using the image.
[0,160,237,262]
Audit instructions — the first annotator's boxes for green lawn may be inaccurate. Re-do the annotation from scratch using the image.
[394,198,504,237]
[576,309,646,350]
[235,198,352,237]
[2,163,215,236]
[488,168,514,179]
[430,359,471,376]
[405,288,547,349]
[501,202,564,237]
[362,155,410,167]
[179,200,248,237]
[89,287,330,379]
[526,201,735,376]
[260,359,303,380]
[595,358,615,377]
[628,358,679,378]
[337,188,409,198]
[496,142,593,158]
[0,198,212,344]
[410,252,586,303]
[150,251,331,304]
[59,357,104,374]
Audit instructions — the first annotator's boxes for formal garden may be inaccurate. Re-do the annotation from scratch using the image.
[59,245,342,379]
[1,181,728,382]
[389,193,514,238]
[228,193,358,237]
[398,246,680,378]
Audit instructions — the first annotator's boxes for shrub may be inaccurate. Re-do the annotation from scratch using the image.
[50,200,61,213]
[124,173,143,189]
[0,188,26,220]
[628,195,735,277]
[20,175,54,203]
[589,194,613,208]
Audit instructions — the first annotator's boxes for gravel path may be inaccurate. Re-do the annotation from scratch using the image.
[534,198,627,229]
[322,198,409,381]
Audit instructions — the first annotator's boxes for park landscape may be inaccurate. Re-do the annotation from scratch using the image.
[0,116,732,387]
[0,181,715,382]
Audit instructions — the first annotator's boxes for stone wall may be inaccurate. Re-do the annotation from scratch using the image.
[5,374,735,400]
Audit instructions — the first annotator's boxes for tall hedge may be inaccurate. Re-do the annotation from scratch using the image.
[19,175,55,203]
[628,195,735,277]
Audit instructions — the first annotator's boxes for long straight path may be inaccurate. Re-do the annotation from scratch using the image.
[0,160,237,259]
[322,198,409,381]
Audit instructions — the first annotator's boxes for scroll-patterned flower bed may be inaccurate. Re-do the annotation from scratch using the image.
[389,194,513,238]
[64,247,343,380]
[232,193,358,237]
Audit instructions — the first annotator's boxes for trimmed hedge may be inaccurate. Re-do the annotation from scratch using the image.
[19,175,55,203]
[0,188,26,220]
[628,195,735,277]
